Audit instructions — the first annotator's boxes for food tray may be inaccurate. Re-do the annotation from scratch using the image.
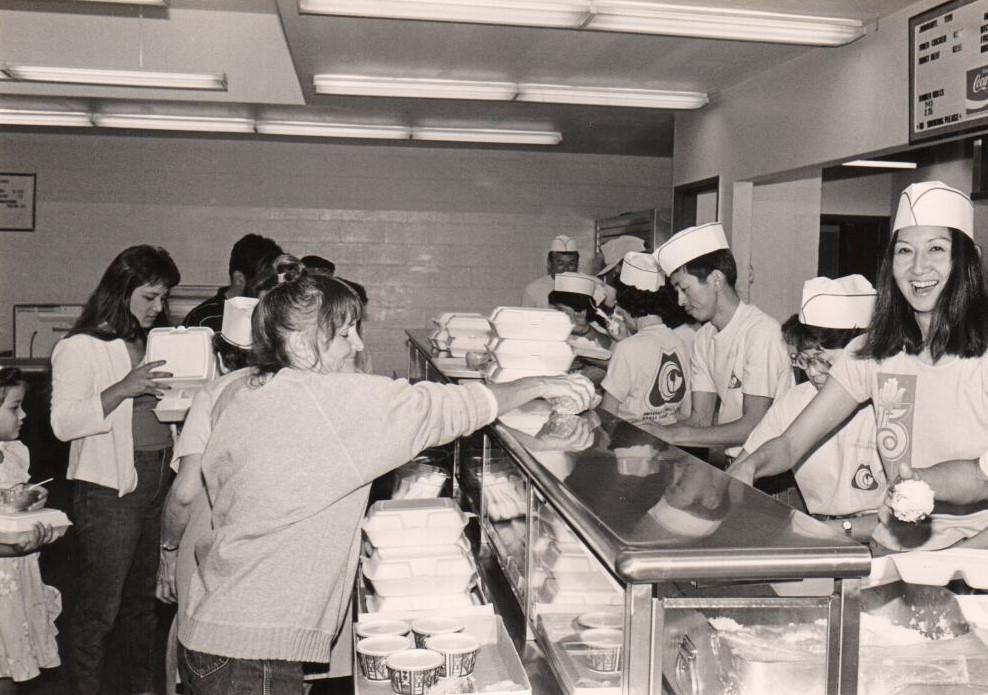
[536,612,622,694]
[489,338,575,372]
[363,554,476,597]
[363,498,470,548]
[489,307,574,342]
[353,614,531,695]
[0,509,72,544]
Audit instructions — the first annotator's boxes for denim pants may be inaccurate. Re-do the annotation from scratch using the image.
[178,645,305,695]
[69,448,174,695]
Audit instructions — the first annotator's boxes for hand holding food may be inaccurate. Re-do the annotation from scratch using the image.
[541,374,598,414]
[888,478,935,523]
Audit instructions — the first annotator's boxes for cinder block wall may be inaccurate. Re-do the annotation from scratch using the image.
[0,132,671,377]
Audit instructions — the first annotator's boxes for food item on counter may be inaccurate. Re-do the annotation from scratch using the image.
[889,479,935,523]
[579,628,623,672]
[425,632,481,677]
[547,392,602,415]
[385,649,444,695]
[539,412,583,439]
[411,616,465,648]
[356,634,413,680]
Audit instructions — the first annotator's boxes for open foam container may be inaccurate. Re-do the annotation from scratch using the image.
[145,326,217,422]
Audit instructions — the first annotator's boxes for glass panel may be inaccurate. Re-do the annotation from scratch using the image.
[480,437,529,604]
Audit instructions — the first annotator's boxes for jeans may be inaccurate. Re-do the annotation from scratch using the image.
[178,645,305,695]
[69,447,174,695]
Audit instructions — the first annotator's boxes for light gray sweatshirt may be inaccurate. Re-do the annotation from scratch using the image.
[178,369,496,662]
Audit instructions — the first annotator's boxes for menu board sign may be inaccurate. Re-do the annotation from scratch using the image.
[910,0,988,142]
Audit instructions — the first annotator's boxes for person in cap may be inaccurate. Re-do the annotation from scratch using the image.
[727,276,886,541]
[743,182,988,552]
[651,222,793,454]
[549,272,612,386]
[595,235,646,309]
[522,235,580,308]
[600,252,691,424]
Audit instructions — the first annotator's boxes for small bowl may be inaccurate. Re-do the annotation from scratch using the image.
[580,628,623,673]
[577,610,623,630]
[385,649,443,695]
[410,616,464,648]
[356,635,412,681]
[355,619,411,639]
[424,632,480,677]
[0,486,44,513]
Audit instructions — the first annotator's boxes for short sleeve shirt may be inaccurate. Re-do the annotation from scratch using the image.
[521,275,554,309]
[601,324,690,424]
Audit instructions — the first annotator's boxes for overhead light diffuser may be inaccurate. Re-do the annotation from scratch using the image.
[413,127,561,145]
[74,0,168,5]
[842,159,918,170]
[299,0,591,28]
[0,109,93,127]
[517,83,707,109]
[314,74,515,100]
[1,65,227,91]
[93,113,254,133]
[256,120,411,139]
[587,1,864,46]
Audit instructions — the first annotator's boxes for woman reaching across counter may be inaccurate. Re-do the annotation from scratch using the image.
[177,263,596,695]
[740,181,988,553]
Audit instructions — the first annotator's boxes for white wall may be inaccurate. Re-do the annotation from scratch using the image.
[821,174,894,217]
[0,132,671,377]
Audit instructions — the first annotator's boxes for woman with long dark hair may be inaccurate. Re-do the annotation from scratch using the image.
[741,182,988,553]
[51,245,181,695]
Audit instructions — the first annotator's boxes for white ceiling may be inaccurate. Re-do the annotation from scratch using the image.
[0,0,917,156]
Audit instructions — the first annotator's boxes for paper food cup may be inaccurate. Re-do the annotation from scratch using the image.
[424,632,480,677]
[385,649,444,695]
[355,619,411,639]
[410,616,464,648]
[580,628,623,672]
[356,635,412,681]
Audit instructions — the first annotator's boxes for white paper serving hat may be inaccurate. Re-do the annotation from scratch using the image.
[549,235,578,253]
[893,181,973,239]
[620,252,665,292]
[554,272,597,296]
[655,222,729,275]
[221,297,259,348]
[799,275,876,329]
[598,235,645,275]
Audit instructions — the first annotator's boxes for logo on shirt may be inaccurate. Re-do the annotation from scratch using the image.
[728,372,742,389]
[874,373,917,480]
[851,463,879,491]
[648,351,686,408]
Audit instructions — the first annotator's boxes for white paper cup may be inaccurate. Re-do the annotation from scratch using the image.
[355,619,411,639]
[580,628,623,672]
[577,610,623,630]
[385,649,443,695]
[410,616,464,648]
[356,635,412,681]
[424,632,480,677]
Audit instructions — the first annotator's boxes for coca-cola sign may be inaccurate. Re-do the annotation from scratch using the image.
[967,65,988,101]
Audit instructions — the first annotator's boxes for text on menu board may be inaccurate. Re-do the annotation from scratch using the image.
[911,0,988,142]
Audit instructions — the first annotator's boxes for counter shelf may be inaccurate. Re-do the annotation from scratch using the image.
[406,329,872,695]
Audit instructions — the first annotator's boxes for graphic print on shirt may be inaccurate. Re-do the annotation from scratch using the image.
[647,351,687,419]
[851,462,880,491]
[874,373,917,481]
[728,372,742,389]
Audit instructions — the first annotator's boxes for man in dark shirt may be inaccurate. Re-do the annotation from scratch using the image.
[182,234,283,331]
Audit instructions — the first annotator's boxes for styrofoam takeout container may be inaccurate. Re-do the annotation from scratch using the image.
[489,338,575,372]
[363,498,470,548]
[432,312,484,329]
[363,554,476,597]
[145,326,217,422]
[0,509,72,544]
[483,363,565,384]
[489,307,574,342]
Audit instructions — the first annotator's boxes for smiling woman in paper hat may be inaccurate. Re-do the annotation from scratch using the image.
[741,181,988,553]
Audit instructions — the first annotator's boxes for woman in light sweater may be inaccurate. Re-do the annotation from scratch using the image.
[177,266,595,694]
[50,245,181,695]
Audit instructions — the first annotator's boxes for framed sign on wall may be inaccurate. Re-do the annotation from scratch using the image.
[0,173,36,231]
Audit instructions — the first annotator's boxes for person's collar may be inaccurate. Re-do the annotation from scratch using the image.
[710,291,741,332]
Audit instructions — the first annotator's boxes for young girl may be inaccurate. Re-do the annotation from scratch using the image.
[0,368,61,693]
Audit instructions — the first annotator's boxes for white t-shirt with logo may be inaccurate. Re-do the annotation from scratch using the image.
[691,302,794,429]
[601,324,691,424]
[830,336,988,550]
[743,382,885,516]
[521,275,554,309]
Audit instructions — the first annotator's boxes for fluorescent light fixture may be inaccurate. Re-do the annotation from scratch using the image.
[587,1,864,46]
[1,65,227,91]
[842,159,918,170]
[256,120,411,139]
[0,109,93,127]
[517,83,707,109]
[93,113,254,133]
[314,74,515,101]
[73,0,168,5]
[413,127,561,145]
[299,0,591,28]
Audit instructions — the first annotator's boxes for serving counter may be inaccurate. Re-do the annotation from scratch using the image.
[403,329,873,695]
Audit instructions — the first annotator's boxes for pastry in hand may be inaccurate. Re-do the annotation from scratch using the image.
[888,478,935,523]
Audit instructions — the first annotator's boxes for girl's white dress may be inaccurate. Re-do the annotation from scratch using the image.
[0,440,61,682]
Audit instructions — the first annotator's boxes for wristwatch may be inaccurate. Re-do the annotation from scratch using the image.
[841,520,853,537]
[160,541,179,552]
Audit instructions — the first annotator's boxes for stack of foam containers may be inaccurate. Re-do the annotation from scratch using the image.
[533,512,622,607]
[430,313,493,357]
[484,307,575,384]
[361,498,479,614]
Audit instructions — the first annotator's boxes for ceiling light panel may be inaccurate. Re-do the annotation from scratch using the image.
[842,160,917,170]
[93,113,254,133]
[73,0,168,5]
[299,0,591,28]
[0,109,93,127]
[256,120,411,139]
[413,127,561,145]
[314,74,515,100]
[517,83,707,109]
[1,65,227,91]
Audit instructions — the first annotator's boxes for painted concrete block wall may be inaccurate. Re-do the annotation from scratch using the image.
[0,132,671,377]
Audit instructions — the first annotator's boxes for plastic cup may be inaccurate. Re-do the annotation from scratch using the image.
[580,628,623,672]
[355,619,410,639]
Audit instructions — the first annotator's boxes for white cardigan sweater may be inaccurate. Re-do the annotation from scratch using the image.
[51,333,139,496]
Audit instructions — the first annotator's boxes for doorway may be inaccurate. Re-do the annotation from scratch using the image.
[818,214,890,284]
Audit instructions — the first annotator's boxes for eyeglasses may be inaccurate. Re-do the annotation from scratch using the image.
[790,350,832,372]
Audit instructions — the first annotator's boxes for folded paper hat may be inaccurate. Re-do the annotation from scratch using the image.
[799,275,876,329]
[655,222,729,275]
[598,235,645,275]
[549,235,578,253]
[893,181,973,239]
[620,252,664,292]
[554,272,597,297]
[221,297,259,349]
